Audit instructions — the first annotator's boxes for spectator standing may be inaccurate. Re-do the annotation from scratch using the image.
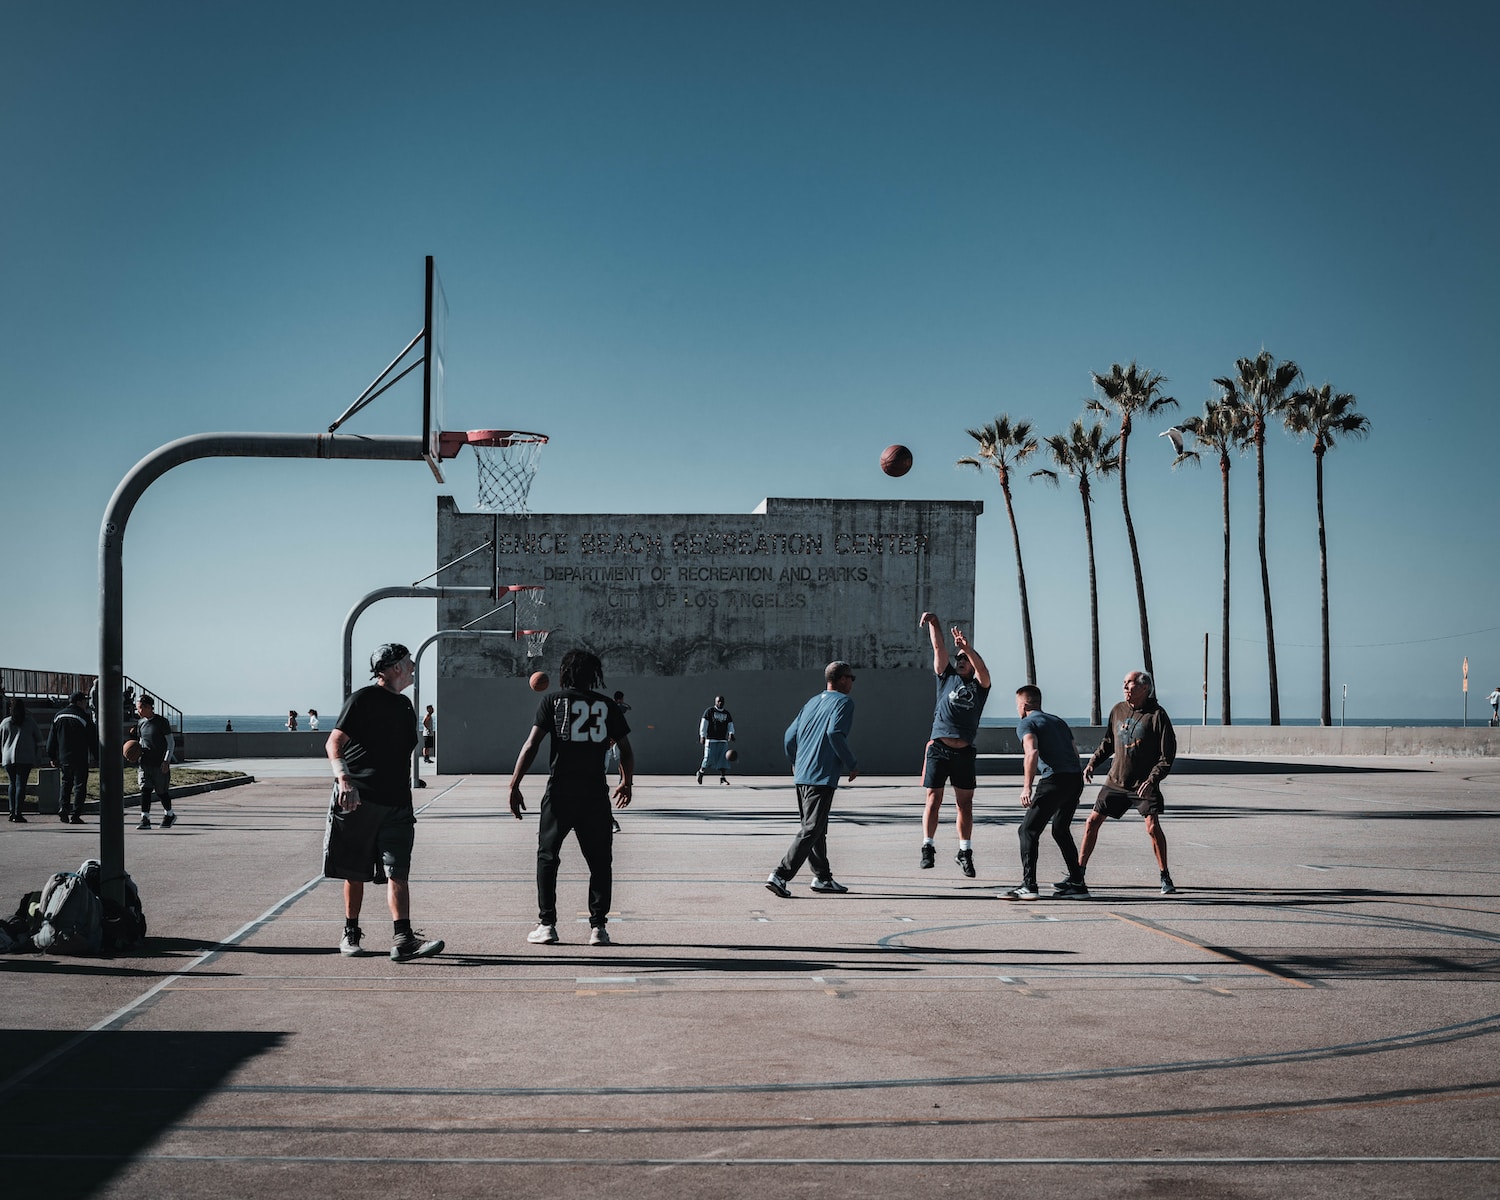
[47,690,99,824]
[697,695,735,785]
[308,709,320,731]
[2,698,45,823]
[422,705,435,762]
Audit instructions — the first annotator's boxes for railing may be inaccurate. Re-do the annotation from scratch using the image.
[1,667,183,733]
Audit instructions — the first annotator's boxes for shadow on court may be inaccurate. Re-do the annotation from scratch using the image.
[0,1028,283,1199]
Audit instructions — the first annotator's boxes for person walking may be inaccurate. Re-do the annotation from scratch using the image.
[697,695,735,785]
[308,709,319,731]
[1488,686,1500,726]
[47,690,98,824]
[134,694,177,830]
[508,649,633,947]
[2,698,45,823]
[766,662,858,898]
[286,710,299,731]
[1079,670,1178,894]
[917,613,992,878]
[421,705,435,762]
[325,642,445,962]
[1003,685,1086,900]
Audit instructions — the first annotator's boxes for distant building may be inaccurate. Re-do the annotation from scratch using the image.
[434,495,983,774]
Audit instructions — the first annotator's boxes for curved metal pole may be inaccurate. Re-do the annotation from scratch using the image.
[340,586,494,702]
[100,432,427,906]
[410,629,510,788]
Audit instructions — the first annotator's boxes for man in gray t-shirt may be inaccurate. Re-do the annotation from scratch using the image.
[917,612,991,878]
[1004,684,1085,900]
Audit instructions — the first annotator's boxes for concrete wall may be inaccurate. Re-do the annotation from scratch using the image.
[184,732,329,759]
[434,496,984,774]
[971,723,1500,762]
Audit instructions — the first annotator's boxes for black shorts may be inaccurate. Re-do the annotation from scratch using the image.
[1092,783,1165,819]
[323,788,416,881]
[923,741,978,791]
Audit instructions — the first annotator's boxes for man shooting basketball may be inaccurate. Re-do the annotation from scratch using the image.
[917,613,991,877]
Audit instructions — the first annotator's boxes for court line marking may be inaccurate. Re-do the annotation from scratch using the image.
[0,780,468,1102]
[4,1154,1495,1167]
[1107,911,1317,988]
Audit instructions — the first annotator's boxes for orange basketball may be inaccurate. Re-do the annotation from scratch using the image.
[881,444,913,477]
[123,739,142,764]
[529,671,549,692]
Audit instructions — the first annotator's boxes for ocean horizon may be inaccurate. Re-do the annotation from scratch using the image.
[182,713,1494,733]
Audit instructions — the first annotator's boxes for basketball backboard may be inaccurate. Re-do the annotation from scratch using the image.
[422,256,448,482]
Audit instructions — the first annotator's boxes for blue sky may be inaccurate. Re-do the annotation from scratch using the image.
[2,1,1496,721]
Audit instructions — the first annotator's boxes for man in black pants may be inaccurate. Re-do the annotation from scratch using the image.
[509,649,634,947]
[1004,685,1085,900]
[47,690,97,824]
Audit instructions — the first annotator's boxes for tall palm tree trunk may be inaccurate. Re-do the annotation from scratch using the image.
[1219,453,1232,726]
[1082,488,1101,725]
[1315,446,1331,726]
[1255,435,1280,724]
[1118,428,1154,676]
[1002,482,1037,684]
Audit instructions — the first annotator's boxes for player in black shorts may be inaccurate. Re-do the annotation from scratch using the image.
[917,613,991,877]
[1080,670,1178,894]
[509,649,634,946]
[324,643,445,962]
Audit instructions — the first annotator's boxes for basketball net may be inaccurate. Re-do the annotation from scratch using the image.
[518,629,550,660]
[469,431,548,514]
[510,585,546,629]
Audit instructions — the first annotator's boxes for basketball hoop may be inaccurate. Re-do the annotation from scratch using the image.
[465,430,547,514]
[518,629,550,660]
[509,584,546,628]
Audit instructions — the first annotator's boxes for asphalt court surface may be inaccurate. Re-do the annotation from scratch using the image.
[2,757,1498,1198]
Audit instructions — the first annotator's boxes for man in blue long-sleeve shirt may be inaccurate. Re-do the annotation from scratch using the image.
[766,661,858,898]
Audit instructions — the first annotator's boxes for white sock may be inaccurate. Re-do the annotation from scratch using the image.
[959,839,972,851]
[922,837,935,847]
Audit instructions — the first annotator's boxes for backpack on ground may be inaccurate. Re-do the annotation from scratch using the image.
[78,858,148,951]
[33,871,103,955]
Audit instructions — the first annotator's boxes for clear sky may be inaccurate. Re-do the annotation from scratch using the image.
[3,1,1496,721]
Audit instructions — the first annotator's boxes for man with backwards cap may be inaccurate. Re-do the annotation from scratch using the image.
[324,643,444,962]
[48,690,98,824]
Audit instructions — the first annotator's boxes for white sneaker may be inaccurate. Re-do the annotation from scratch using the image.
[527,924,559,944]
[338,927,372,957]
[589,926,611,946]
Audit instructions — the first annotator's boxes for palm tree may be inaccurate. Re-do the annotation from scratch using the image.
[1170,400,1250,725]
[1033,419,1120,724]
[1218,351,1302,724]
[1284,384,1370,726]
[1087,362,1178,676]
[959,416,1040,684]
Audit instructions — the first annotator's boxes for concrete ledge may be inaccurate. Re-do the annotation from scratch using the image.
[975,723,1499,759]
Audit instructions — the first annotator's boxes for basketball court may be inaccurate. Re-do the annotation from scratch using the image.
[2,756,1497,1198]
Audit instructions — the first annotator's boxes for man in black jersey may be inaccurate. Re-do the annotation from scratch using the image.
[324,643,445,962]
[510,648,634,946]
[696,695,735,785]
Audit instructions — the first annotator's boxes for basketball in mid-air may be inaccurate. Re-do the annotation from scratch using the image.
[725,748,739,763]
[529,671,549,692]
[880,444,913,477]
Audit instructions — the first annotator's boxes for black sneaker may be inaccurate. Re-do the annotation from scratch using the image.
[955,848,975,878]
[1052,880,1091,898]
[390,930,445,961]
[161,811,177,829]
[136,815,151,830]
[1054,875,1085,890]
[696,770,704,785]
[920,843,936,869]
[1160,872,1177,895]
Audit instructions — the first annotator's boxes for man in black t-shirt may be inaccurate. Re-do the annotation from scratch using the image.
[509,648,633,946]
[325,643,445,962]
[697,695,735,785]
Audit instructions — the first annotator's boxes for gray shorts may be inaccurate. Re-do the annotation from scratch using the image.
[323,790,416,881]
[701,740,731,771]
